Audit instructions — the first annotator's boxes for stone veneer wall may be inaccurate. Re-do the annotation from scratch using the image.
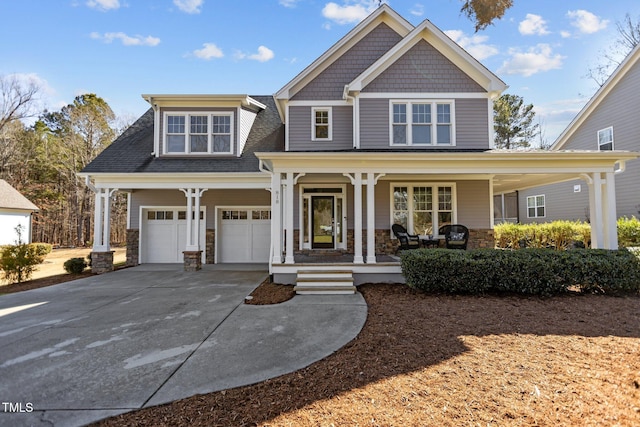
[126,229,139,266]
[183,251,202,271]
[206,229,215,264]
[467,228,494,250]
[91,251,114,274]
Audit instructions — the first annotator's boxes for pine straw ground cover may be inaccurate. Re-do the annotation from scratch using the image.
[93,283,640,427]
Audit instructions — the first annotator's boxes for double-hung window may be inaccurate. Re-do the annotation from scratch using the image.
[391,101,454,146]
[312,107,332,141]
[392,184,456,236]
[597,126,613,151]
[164,112,234,154]
[527,195,545,218]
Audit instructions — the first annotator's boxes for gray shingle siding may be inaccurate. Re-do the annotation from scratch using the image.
[292,23,403,101]
[362,40,485,93]
[359,97,489,149]
[288,106,353,150]
[82,95,284,174]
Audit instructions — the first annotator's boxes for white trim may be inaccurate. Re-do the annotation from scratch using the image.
[288,100,350,106]
[488,98,495,149]
[311,107,333,142]
[284,104,290,151]
[359,92,491,99]
[389,182,458,236]
[298,184,348,251]
[153,106,160,157]
[143,94,266,110]
[389,100,456,147]
[162,111,235,155]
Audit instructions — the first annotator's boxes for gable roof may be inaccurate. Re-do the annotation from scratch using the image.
[0,180,38,211]
[346,18,507,97]
[81,95,284,174]
[553,43,640,150]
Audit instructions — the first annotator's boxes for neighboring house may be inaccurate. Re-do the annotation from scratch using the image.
[518,43,640,226]
[80,5,637,291]
[0,179,39,245]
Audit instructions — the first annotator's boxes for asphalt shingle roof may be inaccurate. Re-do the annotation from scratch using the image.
[0,180,39,210]
[82,95,285,174]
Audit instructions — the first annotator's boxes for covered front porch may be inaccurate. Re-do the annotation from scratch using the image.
[257,150,638,292]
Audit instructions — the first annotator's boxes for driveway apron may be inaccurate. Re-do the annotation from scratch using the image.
[0,265,367,427]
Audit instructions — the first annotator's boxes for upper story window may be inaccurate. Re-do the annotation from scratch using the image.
[164,112,234,154]
[312,107,332,141]
[391,101,454,146]
[597,126,613,151]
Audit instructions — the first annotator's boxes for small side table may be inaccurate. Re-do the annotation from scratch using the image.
[420,237,439,248]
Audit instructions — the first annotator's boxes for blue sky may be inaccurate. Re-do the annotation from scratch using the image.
[2,0,639,143]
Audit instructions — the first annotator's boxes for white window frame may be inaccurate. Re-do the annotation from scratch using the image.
[526,195,546,219]
[311,107,332,141]
[390,183,457,237]
[389,100,456,147]
[597,126,614,151]
[163,111,234,155]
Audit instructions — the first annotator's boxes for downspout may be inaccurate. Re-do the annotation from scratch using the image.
[85,175,97,193]
[259,159,275,278]
[343,85,358,149]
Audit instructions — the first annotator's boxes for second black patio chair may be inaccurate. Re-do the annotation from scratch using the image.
[392,223,421,253]
[438,224,470,250]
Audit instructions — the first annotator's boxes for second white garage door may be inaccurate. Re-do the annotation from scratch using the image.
[218,208,270,263]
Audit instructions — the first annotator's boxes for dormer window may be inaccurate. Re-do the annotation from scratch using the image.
[597,126,613,151]
[164,112,234,155]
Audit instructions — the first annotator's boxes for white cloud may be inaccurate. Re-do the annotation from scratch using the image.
[86,0,120,11]
[560,30,571,38]
[498,44,565,77]
[567,10,608,34]
[410,3,424,17]
[173,0,203,14]
[322,1,378,25]
[444,30,498,61]
[90,32,161,46]
[519,14,550,36]
[192,43,224,60]
[235,46,275,62]
[279,0,299,7]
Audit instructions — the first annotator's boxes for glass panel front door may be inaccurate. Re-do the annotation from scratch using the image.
[312,196,334,249]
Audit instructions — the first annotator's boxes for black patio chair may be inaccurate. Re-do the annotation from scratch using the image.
[392,224,421,253]
[438,224,469,250]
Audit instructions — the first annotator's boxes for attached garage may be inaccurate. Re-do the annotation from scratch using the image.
[141,208,205,263]
[217,207,271,263]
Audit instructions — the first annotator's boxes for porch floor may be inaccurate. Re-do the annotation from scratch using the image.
[293,254,400,264]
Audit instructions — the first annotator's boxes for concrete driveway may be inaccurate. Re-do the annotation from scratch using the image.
[0,265,367,427]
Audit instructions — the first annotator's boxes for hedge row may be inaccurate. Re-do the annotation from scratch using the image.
[495,217,640,249]
[400,248,640,296]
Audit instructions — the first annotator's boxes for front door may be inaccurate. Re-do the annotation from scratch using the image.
[312,196,334,249]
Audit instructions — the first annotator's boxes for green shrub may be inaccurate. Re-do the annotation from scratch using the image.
[495,221,590,250]
[32,243,52,257]
[617,216,640,247]
[0,226,48,284]
[63,257,87,274]
[401,248,640,296]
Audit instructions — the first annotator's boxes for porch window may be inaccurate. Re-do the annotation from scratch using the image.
[597,127,613,151]
[527,195,545,218]
[312,107,332,141]
[391,101,455,146]
[392,184,456,235]
[164,112,234,154]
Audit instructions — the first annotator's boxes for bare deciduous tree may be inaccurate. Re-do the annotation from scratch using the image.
[0,74,40,134]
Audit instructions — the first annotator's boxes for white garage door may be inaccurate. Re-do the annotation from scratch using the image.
[142,208,205,263]
[218,208,270,263]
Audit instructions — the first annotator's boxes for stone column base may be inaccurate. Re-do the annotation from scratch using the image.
[183,251,202,271]
[91,251,115,274]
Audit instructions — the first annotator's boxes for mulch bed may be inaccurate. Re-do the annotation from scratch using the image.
[94,283,640,427]
[0,272,93,294]
[245,279,295,305]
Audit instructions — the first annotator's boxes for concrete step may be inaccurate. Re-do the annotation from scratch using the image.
[294,285,357,295]
[295,269,355,295]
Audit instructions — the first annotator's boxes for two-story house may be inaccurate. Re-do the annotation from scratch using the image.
[80,5,636,292]
[517,43,640,226]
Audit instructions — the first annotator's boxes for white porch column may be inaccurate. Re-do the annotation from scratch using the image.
[285,172,295,264]
[366,172,376,264]
[603,172,618,249]
[102,189,112,251]
[186,188,195,250]
[353,172,364,264]
[588,173,604,248]
[93,189,105,251]
[271,173,283,264]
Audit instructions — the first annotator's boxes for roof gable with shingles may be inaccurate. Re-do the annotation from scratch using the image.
[0,180,39,211]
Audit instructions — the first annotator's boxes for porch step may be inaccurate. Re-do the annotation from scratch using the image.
[294,270,356,295]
